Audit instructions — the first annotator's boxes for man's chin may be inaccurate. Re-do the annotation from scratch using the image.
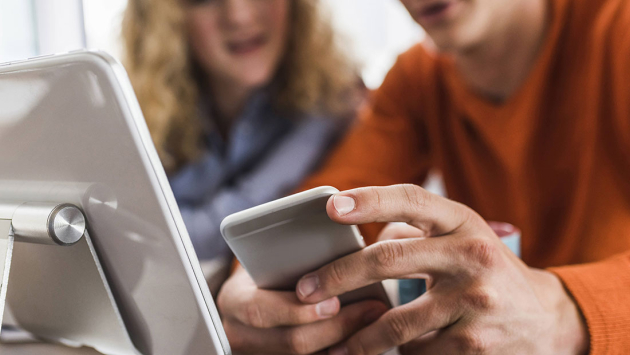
[424,25,480,53]
[425,32,464,53]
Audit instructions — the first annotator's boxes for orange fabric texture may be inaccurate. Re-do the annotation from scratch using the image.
[301,0,630,352]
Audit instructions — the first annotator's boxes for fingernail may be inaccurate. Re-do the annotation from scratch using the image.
[363,308,384,324]
[329,345,348,355]
[316,298,339,318]
[297,275,319,298]
[333,195,356,216]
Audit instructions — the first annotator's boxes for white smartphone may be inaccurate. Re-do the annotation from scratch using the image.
[221,186,391,307]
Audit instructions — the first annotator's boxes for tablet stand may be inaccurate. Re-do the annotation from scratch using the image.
[0,202,138,355]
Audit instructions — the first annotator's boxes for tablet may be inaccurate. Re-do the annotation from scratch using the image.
[0,51,230,355]
[221,186,391,307]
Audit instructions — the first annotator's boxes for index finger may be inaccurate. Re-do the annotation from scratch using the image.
[296,236,461,303]
[326,184,473,237]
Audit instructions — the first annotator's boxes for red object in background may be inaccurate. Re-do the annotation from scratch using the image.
[488,221,520,238]
[487,221,521,258]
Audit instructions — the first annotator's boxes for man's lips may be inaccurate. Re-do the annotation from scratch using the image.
[417,0,457,23]
[227,35,267,55]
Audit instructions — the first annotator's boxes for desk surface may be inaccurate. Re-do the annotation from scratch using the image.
[0,343,101,354]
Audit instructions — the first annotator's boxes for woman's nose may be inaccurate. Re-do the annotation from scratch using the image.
[224,0,257,28]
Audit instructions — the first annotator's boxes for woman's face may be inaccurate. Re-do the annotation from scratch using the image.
[186,0,290,91]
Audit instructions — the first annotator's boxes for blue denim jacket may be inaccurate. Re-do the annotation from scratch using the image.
[169,92,343,261]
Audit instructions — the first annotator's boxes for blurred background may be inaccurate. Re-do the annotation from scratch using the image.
[0,0,442,329]
[0,0,424,89]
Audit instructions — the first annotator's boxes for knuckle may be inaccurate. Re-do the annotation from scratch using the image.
[383,313,413,345]
[347,336,370,355]
[373,241,406,271]
[326,261,347,287]
[217,282,243,318]
[216,278,237,312]
[462,238,499,269]
[245,300,266,328]
[401,184,428,211]
[216,289,228,313]
[461,287,498,311]
[363,186,385,213]
[452,203,485,233]
[284,328,312,355]
[454,330,487,354]
[467,212,491,234]
[371,186,384,210]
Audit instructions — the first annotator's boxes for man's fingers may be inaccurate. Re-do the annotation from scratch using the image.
[220,268,341,328]
[330,295,461,355]
[377,222,428,242]
[398,325,478,355]
[308,301,389,351]
[397,331,441,355]
[326,185,472,237]
[232,289,341,328]
[297,237,459,303]
[225,300,389,354]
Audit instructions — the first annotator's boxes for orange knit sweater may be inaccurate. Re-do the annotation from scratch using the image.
[301,0,630,352]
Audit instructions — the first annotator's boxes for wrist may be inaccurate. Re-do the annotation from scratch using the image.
[537,269,589,354]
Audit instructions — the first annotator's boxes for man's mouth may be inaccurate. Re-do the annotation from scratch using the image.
[418,1,456,22]
[227,35,267,55]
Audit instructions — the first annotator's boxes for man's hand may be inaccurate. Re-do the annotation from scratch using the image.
[295,185,589,355]
[217,266,389,354]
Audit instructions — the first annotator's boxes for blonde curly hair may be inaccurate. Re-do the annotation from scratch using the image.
[122,0,358,172]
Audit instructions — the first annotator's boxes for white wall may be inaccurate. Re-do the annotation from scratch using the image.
[82,0,128,60]
[0,0,85,62]
[0,0,37,62]
[33,0,85,55]
[322,0,424,88]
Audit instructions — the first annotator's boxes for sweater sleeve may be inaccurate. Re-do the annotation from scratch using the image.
[549,254,630,354]
[300,47,433,244]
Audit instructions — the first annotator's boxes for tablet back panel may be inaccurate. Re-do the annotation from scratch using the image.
[0,51,230,355]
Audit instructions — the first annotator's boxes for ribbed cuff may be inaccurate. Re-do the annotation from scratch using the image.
[550,255,630,355]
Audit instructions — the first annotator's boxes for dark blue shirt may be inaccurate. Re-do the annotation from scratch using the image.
[169,92,342,261]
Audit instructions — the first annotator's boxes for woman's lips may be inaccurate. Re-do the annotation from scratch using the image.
[227,35,267,55]
[417,0,458,25]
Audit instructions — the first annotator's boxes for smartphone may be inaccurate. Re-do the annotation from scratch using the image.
[221,186,391,307]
